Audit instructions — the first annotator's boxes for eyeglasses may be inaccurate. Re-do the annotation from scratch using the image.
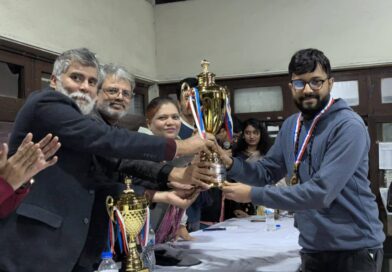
[290,78,329,91]
[103,87,134,99]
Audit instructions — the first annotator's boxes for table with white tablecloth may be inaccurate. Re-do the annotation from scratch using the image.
[156,215,301,272]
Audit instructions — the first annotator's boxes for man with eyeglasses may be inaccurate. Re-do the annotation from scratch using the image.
[0,48,215,272]
[94,64,135,126]
[214,48,385,272]
[75,64,206,270]
[90,64,206,196]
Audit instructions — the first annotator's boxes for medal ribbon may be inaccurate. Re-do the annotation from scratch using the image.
[107,218,115,254]
[114,207,129,255]
[293,97,334,169]
[188,88,206,139]
[224,95,233,141]
[138,207,150,247]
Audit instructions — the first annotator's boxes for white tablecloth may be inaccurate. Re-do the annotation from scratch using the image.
[156,216,301,272]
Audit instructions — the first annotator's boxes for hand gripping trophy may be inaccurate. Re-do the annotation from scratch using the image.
[182,60,233,188]
[106,177,149,272]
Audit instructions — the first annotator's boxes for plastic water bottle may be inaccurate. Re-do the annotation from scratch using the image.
[142,228,156,271]
[265,208,276,231]
[97,251,118,272]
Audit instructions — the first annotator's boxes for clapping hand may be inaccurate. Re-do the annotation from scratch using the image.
[0,133,61,190]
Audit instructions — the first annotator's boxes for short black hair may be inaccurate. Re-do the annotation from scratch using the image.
[176,77,198,100]
[288,48,331,78]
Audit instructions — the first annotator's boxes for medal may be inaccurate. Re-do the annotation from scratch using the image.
[290,174,298,185]
[291,97,335,186]
[290,164,299,185]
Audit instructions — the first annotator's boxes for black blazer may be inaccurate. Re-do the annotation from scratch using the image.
[74,108,174,269]
[0,89,174,272]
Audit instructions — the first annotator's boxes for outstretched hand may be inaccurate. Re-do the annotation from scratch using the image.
[187,161,218,188]
[175,225,195,241]
[221,182,252,203]
[169,164,215,190]
[152,187,200,209]
[175,133,219,157]
[215,144,233,169]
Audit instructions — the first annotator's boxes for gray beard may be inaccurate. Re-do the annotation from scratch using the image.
[56,81,95,115]
[97,102,128,122]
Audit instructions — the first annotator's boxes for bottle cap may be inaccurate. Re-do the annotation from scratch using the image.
[275,224,281,228]
[265,208,274,215]
[101,251,113,259]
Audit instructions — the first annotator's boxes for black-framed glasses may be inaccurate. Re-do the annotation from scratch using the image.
[103,87,134,99]
[290,78,329,91]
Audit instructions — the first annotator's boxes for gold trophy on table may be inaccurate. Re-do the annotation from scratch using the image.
[106,177,149,272]
[182,60,230,188]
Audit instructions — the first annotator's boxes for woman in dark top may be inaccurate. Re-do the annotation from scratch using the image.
[233,118,271,161]
[225,118,271,218]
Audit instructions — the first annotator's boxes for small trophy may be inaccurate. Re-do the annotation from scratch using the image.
[183,60,230,188]
[106,177,149,272]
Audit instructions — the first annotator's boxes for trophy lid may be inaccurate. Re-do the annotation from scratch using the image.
[117,177,148,209]
[197,59,216,87]
[124,177,133,193]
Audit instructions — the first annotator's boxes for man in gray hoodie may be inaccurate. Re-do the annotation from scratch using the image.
[219,48,385,272]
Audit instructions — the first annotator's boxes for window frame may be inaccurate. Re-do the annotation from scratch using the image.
[0,39,56,122]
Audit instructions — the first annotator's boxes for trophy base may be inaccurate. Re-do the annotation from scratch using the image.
[122,268,149,272]
[122,262,149,272]
[209,180,226,189]
[200,152,227,189]
[122,248,149,272]
[210,162,227,189]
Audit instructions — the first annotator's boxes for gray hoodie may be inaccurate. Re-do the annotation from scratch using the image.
[228,99,385,251]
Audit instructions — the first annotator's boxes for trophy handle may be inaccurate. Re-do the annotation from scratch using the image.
[181,82,194,98]
[106,196,115,222]
[181,82,190,93]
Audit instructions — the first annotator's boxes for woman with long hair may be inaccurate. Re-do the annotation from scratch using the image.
[226,118,272,218]
[233,118,271,161]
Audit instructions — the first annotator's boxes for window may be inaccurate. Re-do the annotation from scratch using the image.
[0,61,22,98]
[129,93,145,116]
[234,86,283,113]
[381,78,392,104]
[0,39,56,138]
[331,80,359,106]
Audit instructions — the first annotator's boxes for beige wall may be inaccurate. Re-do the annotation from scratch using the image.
[155,0,392,81]
[0,0,157,81]
[2,0,392,83]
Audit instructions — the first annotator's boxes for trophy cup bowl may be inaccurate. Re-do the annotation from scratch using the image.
[183,60,229,188]
[106,178,149,272]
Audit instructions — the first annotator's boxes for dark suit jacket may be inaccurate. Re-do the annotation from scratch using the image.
[0,89,176,272]
[75,108,174,270]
